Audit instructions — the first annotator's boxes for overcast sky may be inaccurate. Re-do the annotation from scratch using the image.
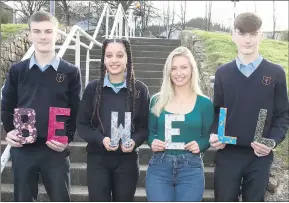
[152,1,288,32]
[4,1,288,32]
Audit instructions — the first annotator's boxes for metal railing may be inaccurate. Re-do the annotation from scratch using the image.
[85,3,135,86]
[1,3,135,173]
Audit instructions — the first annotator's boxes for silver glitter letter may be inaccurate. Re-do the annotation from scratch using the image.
[110,112,132,148]
[253,109,275,148]
[165,114,185,149]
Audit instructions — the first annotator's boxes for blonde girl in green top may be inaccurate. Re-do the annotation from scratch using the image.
[146,46,214,201]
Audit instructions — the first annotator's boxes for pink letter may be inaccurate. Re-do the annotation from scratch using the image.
[47,107,70,144]
[13,108,37,144]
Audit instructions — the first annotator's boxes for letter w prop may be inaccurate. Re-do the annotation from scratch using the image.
[110,112,131,148]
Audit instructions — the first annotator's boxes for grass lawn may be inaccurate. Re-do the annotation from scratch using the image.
[193,30,289,168]
[1,24,28,40]
[1,23,66,41]
[193,30,288,86]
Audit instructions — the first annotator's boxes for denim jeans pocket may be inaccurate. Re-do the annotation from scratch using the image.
[185,155,203,168]
[148,153,163,166]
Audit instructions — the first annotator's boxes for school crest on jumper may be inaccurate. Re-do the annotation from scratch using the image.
[56,73,65,83]
[262,76,271,86]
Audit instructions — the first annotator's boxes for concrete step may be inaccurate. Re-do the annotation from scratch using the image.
[1,183,214,201]
[1,161,215,189]
[132,44,177,52]
[128,38,181,46]
[1,184,90,202]
[62,55,167,65]
[0,141,216,167]
[81,76,162,87]
[80,68,163,78]
[147,86,159,95]
[65,46,175,56]
[79,38,181,47]
[1,162,86,187]
[74,50,171,58]
[79,61,164,72]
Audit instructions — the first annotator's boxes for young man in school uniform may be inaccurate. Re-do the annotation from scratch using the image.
[209,12,289,201]
[1,11,82,201]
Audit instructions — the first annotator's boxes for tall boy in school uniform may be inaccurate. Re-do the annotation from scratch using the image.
[209,12,289,201]
[1,11,82,201]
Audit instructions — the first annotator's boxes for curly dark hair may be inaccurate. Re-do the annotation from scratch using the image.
[91,38,136,134]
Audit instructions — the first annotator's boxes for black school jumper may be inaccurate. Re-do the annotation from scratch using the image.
[210,59,289,201]
[76,79,150,202]
[1,58,82,201]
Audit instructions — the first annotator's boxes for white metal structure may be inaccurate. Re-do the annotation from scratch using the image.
[1,3,136,173]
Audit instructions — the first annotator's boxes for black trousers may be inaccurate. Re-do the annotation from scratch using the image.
[214,146,273,202]
[87,152,140,202]
[10,146,70,202]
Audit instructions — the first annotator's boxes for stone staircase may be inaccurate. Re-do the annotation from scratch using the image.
[1,37,216,201]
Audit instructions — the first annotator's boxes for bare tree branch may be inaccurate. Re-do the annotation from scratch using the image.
[104,1,134,12]
[132,1,160,34]
[162,2,179,39]
[179,1,187,30]
[142,1,159,31]
[15,0,49,22]
[59,0,72,26]
[272,0,276,39]
[207,1,212,31]
[205,1,208,31]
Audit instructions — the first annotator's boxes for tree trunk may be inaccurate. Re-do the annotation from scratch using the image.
[205,1,208,31]
[272,0,276,39]
[208,1,212,31]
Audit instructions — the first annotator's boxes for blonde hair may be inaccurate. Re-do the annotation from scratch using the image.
[151,46,205,116]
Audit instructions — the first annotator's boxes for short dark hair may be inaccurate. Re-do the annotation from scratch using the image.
[28,11,58,30]
[234,12,262,33]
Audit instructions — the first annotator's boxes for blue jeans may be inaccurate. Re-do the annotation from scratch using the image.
[146,152,205,202]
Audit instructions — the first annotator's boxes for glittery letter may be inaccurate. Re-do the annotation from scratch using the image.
[165,114,185,149]
[110,112,132,148]
[253,109,275,148]
[217,108,237,144]
[13,108,37,144]
[47,107,70,144]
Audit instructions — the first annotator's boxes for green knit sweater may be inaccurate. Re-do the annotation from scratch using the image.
[147,94,214,155]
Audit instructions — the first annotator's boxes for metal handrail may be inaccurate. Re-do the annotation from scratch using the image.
[88,3,114,49]
[57,25,102,57]
[1,2,136,174]
[21,27,99,60]
[85,3,135,87]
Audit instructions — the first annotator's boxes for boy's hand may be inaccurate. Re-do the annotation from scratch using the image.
[251,142,274,157]
[46,140,68,152]
[6,130,23,147]
[209,134,226,150]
